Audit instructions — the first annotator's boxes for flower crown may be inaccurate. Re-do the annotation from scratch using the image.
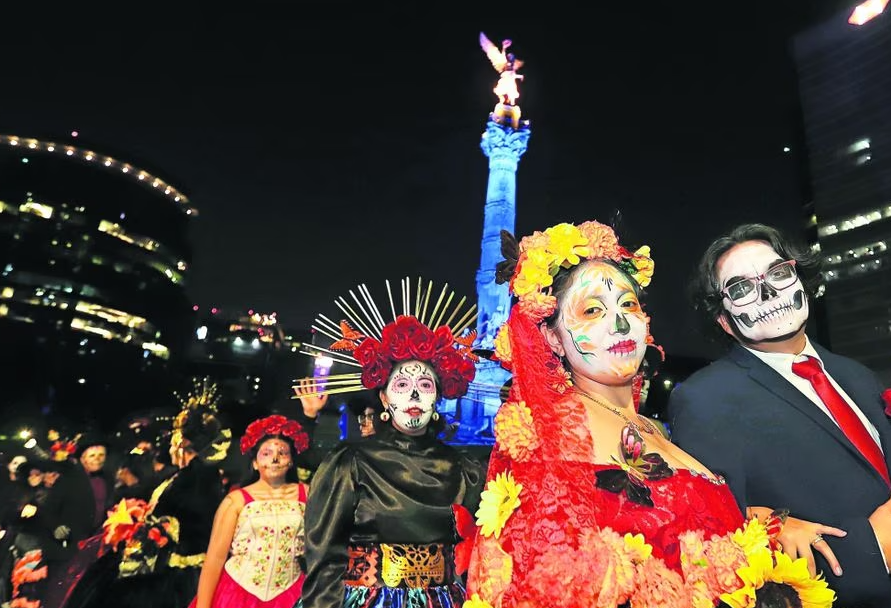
[353,315,477,399]
[295,278,478,401]
[240,415,310,455]
[496,221,654,324]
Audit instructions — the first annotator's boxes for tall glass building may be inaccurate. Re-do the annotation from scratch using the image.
[0,134,197,424]
[792,3,891,382]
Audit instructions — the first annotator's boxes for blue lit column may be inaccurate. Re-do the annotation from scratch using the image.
[455,118,531,443]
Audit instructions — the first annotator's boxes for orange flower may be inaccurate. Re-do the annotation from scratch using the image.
[493,324,512,368]
[494,401,540,462]
[577,221,621,260]
[631,556,690,608]
[516,291,557,323]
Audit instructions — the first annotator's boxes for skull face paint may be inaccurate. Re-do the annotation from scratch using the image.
[254,437,292,481]
[382,360,438,436]
[716,241,808,343]
[551,261,649,385]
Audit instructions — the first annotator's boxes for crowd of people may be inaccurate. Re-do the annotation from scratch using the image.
[1,220,889,608]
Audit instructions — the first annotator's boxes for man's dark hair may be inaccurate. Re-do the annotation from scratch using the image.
[689,223,823,343]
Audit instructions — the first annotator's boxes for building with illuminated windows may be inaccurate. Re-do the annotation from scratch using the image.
[185,308,314,428]
[792,2,891,382]
[0,133,197,423]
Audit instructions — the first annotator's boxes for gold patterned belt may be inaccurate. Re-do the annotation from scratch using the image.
[345,543,454,588]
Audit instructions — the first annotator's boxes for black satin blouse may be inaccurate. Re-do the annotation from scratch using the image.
[300,425,482,608]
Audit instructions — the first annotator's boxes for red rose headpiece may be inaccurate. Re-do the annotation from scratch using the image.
[294,278,478,401]
[240,415,310,455]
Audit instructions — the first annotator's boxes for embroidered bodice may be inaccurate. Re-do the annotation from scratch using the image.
[225,487,306,601]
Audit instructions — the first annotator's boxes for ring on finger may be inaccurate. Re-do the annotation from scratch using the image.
[811,534,825,546]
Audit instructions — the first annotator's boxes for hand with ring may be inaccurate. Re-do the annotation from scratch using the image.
[776,516,846,577]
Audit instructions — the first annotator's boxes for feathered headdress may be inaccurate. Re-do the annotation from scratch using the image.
[172,377,231,462]
[294,278,478,400]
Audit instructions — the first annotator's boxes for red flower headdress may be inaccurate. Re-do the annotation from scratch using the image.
[240,415,310,455]
[294,278,478,401]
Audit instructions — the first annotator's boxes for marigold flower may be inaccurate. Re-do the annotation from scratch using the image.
[494,401,539,462]
[577,220,621,259]
[544,223,591,268]
[630,245,655,287]
[516,291,557,323]
[512,248,556,296]
[493,324,512,366]
[630,556,690,608]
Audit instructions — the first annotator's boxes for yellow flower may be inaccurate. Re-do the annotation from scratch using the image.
[476,471,523,539]
[630,245,655,287]
[493,324,512,366]
[513,249,557,296]
[544,223,591,268]
[494,401,540,462]
[462,594,494,608]
[721,550,836,608]
[732,518,770,557]
[623,533,653,562]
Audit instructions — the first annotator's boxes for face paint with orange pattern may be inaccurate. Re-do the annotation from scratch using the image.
[558,262,649,384]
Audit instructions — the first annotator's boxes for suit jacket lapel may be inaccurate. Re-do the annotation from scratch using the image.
[728,345,868,462]
[817,345,891,469]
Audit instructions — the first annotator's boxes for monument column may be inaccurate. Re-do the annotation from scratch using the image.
[455,33,531,442]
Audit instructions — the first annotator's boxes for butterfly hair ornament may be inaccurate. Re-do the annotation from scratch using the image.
[294,278,479,400]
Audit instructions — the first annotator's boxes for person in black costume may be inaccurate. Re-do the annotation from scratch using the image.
[293,279,483,608]
[60,380,232,608]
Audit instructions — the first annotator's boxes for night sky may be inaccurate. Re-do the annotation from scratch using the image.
[1,4,852,360]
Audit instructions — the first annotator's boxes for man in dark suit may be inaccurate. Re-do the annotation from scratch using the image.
[669,223,891,607]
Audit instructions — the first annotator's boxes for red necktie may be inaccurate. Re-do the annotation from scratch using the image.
[792,356,890,487]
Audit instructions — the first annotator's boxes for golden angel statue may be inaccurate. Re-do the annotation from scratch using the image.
[479,32,524,107]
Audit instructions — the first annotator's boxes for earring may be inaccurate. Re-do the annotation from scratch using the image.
[380,411,390,422]
[431,412,440,421]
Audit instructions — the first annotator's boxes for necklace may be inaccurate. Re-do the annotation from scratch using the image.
[574,389,658,435]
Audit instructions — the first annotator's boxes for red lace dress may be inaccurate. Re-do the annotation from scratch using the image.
[466,395,744,608]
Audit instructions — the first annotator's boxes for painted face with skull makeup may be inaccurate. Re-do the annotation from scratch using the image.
[716,241,808,343]
[381,360,438,436]
[544,261,649,385]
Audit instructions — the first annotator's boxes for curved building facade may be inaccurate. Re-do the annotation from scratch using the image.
[0,134,197,424]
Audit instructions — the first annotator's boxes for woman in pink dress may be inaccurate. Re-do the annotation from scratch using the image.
[192,415,312,608]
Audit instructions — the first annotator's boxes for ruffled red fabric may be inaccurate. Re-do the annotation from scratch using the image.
[468,396,743,608]
[466,304,744,608]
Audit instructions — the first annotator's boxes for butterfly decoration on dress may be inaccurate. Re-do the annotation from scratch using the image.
[595,425,674,508]
[330,321,365,351]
